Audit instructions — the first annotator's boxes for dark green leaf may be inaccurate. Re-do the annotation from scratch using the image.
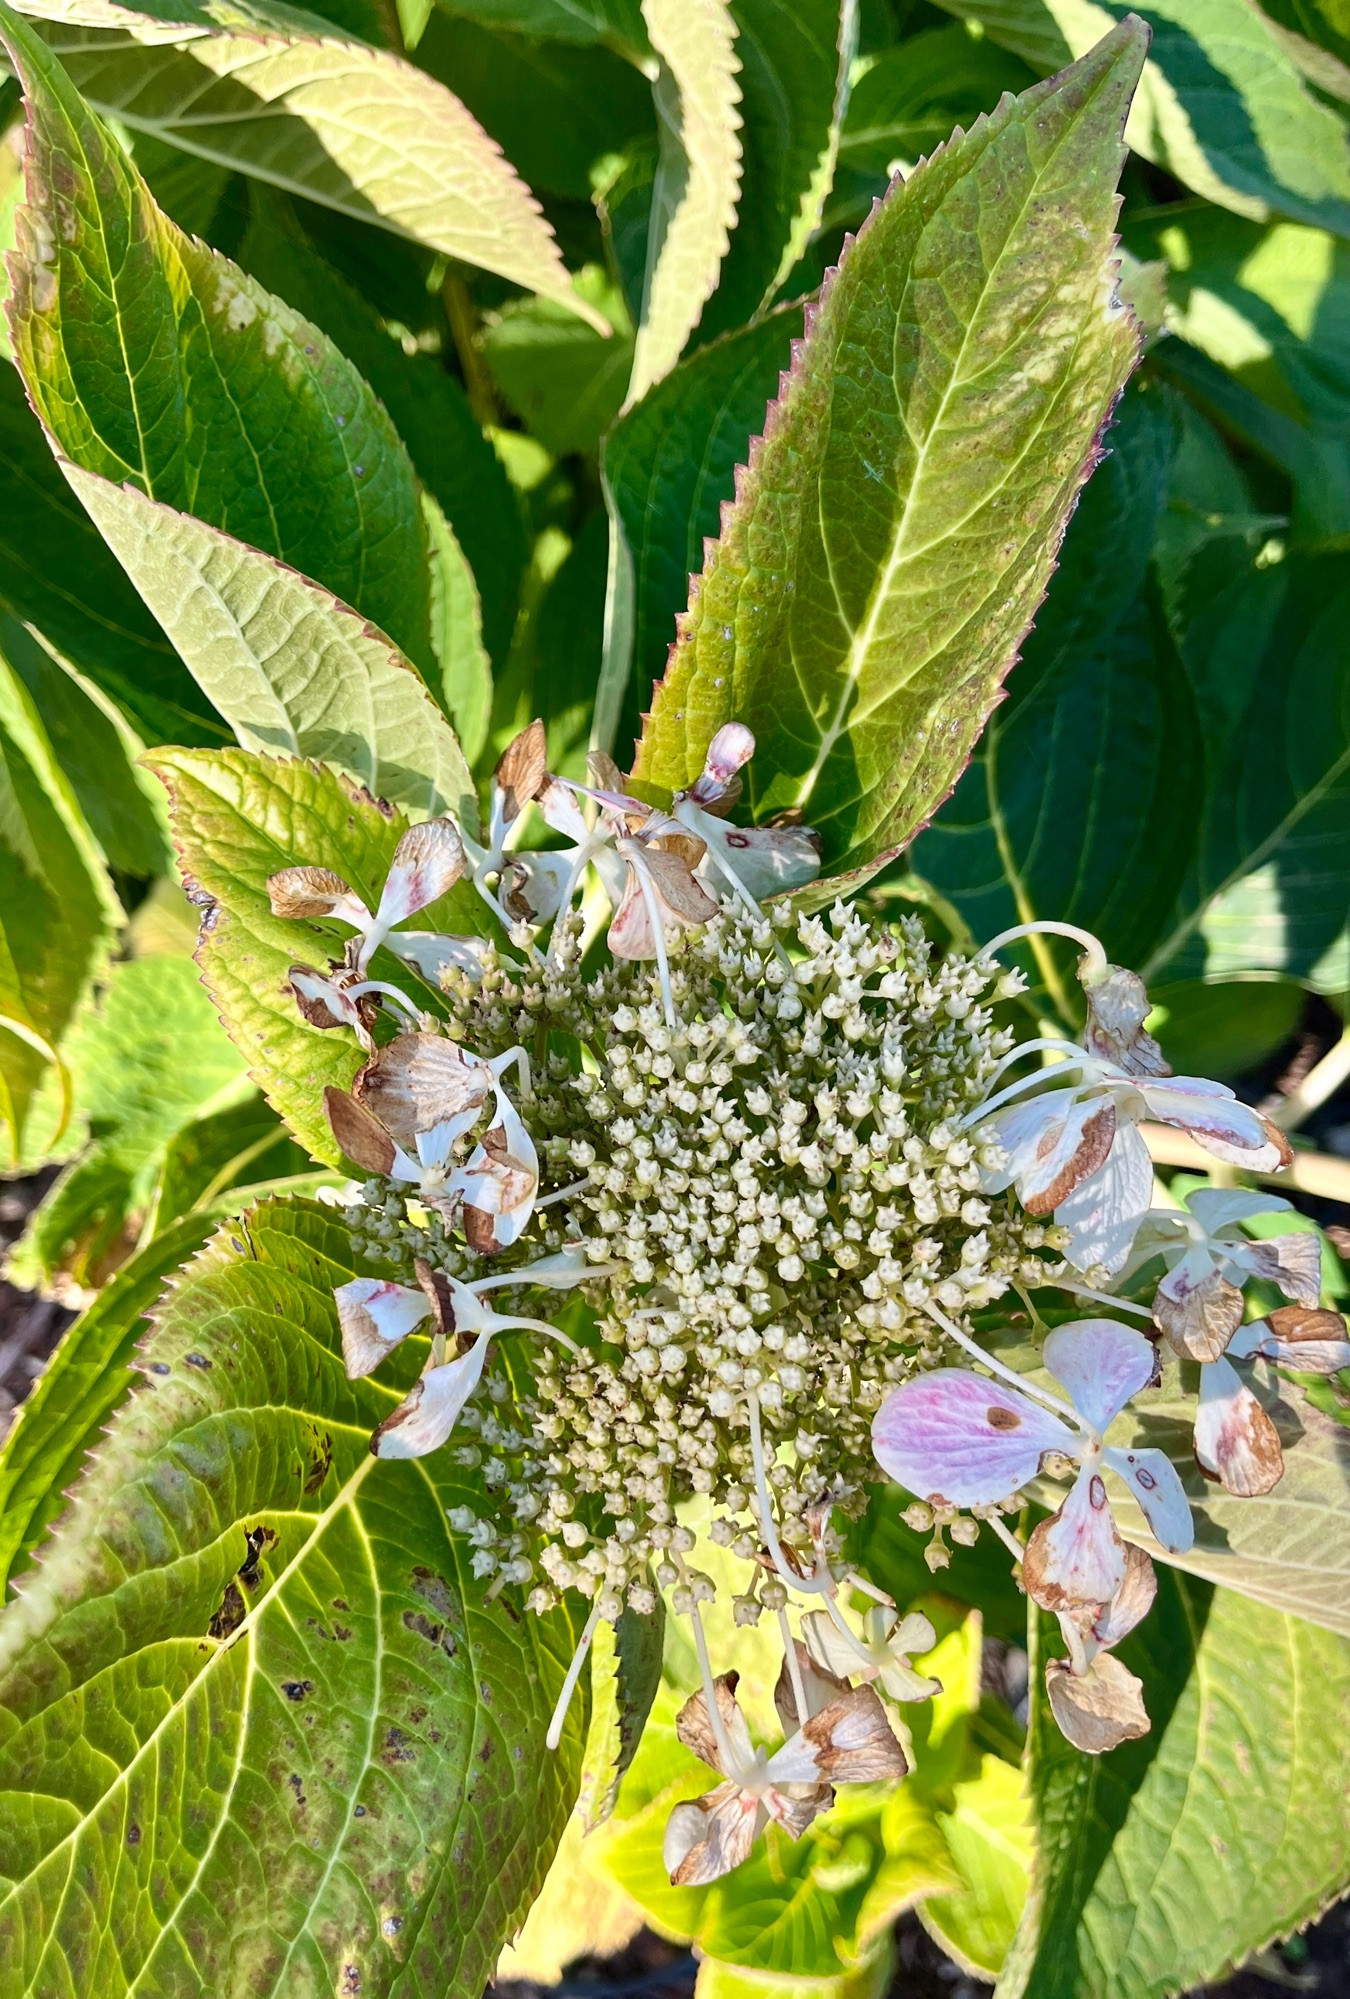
[1,2,432,667]
[1146,975,1306,1079]
[0,1212,218,1593]
[604,308,797,758]
[839,27,1037,176]
[635,24,1146,879]
[696,0,854,340]
[0,1196,587,1995]
[147,749,495,1163]
[1,614,168,879]
[1002,1569,1350,1999]
[1142,550,1350,990]
[483,275,634,457]
[147,1093,307,1237]
[0,361,222,749]
[430,0,651,60]
[577,1593,666,1830]
[911,382,1203,1013]
[416,9,654,200]
[237,191,526,671]
[847,1485,1030,1644]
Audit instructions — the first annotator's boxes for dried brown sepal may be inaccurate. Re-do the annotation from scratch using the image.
[1046,1652,1150,1754]
[1081,964,1170,1078]
[496,719,548,825]
[800,1685,908,1783]
[324,1086,395,1175]
[268,865,358,920]
[1153,1265,1245,1363]
[353,1033,489,1153]
[1021,1100,1117,1215]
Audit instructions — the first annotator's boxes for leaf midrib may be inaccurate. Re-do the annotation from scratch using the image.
[792,75,1120,813]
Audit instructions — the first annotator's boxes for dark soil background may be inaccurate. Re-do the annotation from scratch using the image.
[3,987,1349,1997]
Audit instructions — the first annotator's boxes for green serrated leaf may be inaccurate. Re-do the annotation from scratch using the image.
[67,465,475,823]
[697,0,856,339]
[629,0,744,403]
[577,1592,665,1830]
[1000,1570,1350,1999]
[0,0,434,668]
[0,1196,588,1996]
[147,748,494,1163]
[604,306,797,755]
[424,494,495,770]
[6,0,608,327]
[0,1210,217,1592]
[0,363,222,749]
[933,0,1350,235]
[634,22,1145,881]
[237,188,527,673]
[911,381,1202,1019]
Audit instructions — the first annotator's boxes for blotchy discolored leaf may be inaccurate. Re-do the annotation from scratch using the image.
[68,466,476,824]
[0,1197,587,1997]
[1,0,432,667]
[8,0,607,324]
[634,22,1146,879]
[1001,1570,1350,1999]
[628,0,744,403]
[147,749,495,1164]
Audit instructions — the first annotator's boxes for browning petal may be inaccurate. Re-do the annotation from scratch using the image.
[799,1684,907,1783]
[1153,1265,1245,1363]
[324,1087,395,1175]
[496,719,548,825]
[1045,1652,1150,1754]
[1022,1100,1117,1216]
[675,1673,742,1774]
[353,1033,490,1153]
[268,865,361,921]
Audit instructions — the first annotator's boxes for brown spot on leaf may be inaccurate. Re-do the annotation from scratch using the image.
[383,1727,415,1764]
[281,1680,314,1703]
[239,1525,278,1592]
[402,1610,456,1658]
[303,1430,333,1495]
[288,1773,307,1809]
[127,1824,141,1847]
[208,1583,245,1642]
[184,1352,213,1371]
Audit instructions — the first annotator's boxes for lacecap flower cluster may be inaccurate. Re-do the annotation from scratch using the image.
[264,721,1349,1874]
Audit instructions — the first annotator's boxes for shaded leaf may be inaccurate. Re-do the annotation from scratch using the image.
[0,1196,588,1996]
[605,308,796,760]
[1145,975,1306,1080]
[634,24,1146,879]
[1000,1569,1350,1999]
[68,465,475,823]
[932,0,1350,236]
[2,615,168,879]
[0,361,221,748]
[0,1211,217,1592]
[1142,550,1350,992]
[628,0,744,403]
[839,26,1037,176]
[236,189,526,671]
[0,637,117,1161]
[577,1592,666,1830]
[697,0,855,340]
[148,1091,307,1235]
[416,8,655,201]
[10,0,608,324]
[424,493,494,770]
[911,381,1202,1016]
[430,0,651,60]
[8,955,251,1287]
[1,2,432,667]
[147,749,494,1164]
[483,269,634,457]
